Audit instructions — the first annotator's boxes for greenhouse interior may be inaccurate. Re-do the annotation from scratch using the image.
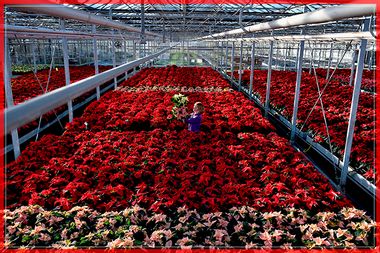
[3,2,378,249]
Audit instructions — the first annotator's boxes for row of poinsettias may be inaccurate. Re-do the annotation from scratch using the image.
[5,205,375,248]
[234,69,375,181]
[6,67,375,248]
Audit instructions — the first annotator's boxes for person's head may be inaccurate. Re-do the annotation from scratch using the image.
[193,102,204,114]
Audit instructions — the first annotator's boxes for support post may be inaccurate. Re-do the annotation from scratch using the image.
[283,44,288,71]
[326,43,333,79]
[60,20,73,122]
[123,40,128,79]
[5,37,21,159]
[225,42,228,69]
[112,33,117,88]
[309,48,314,74]
[290,38,305,141]
[230,42,235,79]
[264,40,274,117]
[238,40,243,91]
[349,45,358,86]
[249,42,255,97]
[92,25,100,100]
[339,19,369,189]
[32,41,37,73]
[368,49,373,70]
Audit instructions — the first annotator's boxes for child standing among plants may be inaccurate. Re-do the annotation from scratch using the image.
[185,102,204,133]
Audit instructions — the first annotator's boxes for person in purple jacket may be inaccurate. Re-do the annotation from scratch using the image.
[186,102,204,132]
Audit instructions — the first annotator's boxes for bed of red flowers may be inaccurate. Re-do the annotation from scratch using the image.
[234,69,375,181]
[6,67,374,248]
[313,68,375,92]
[10,66,111,135]
[122,65,230,88]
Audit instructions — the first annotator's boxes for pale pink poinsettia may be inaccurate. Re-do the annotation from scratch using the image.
[272,230,283,242]
[204,220,217,227]
[335,228,349,238]
[218,218,229,228]
[259,231,272,242]
[39,233,51,242]
[317,220,328,230]
[176,236,193,248]
[263,220,273,230]
[61,228,68,240]
[214,229,227,242]
[6,225,17,235]
[302,231,313,241]
[174,223,182,231]
[358,220,374,232]
[74,217,86,229]
[152,213,167,223]
[48,215,64,226]
[234,222,244,233]
[165,240,173,247]
[313,237,326,246]
[30,225,45,236]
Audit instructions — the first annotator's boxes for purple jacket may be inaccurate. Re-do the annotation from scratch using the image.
[186,113,202,132]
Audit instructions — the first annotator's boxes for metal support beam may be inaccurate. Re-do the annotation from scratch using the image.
[349,45,358,86]
[238,40,243,91]
[264,40,274,117]
[340,19,370,189]
[112,33,117,89]
[309,48,314,74]
[283,44,288,71]
[249,42,255,97]
[290,39,305,141]
[60,20,73,122]
[4,37,21,159]
[225,43,228,68]
[92,25,100,100]
[230,42,235,79]
[123,40,128,79]
[326,43,333,79]
[32,41,37,73]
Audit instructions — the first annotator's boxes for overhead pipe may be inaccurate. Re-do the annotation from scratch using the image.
[5,25,138,40]
[203,31,375,42]
[4,46,173,133]
[10,5,161,37]
[199,5,375,39]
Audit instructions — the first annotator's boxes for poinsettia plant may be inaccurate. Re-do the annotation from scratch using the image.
[170,93,189,121]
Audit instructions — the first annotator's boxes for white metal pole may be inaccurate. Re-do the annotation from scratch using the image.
[283,44,288,71]
[225,42,228,69]
[32,41,37,73]
[326,43,333,79]
[112,31,117,89]
[123,40,128,79]
[265,40,274,117]
[367,49,373,70]
[349,45,358,86]
[92,25,100,100]
[309,48,314,74]
[340,19,369,189]
[60,20,73,122]
[290,39,305,141]
[230,42,235,78]
[5,37,21,159]
[238,40,243,91]
[249,42,255,97]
